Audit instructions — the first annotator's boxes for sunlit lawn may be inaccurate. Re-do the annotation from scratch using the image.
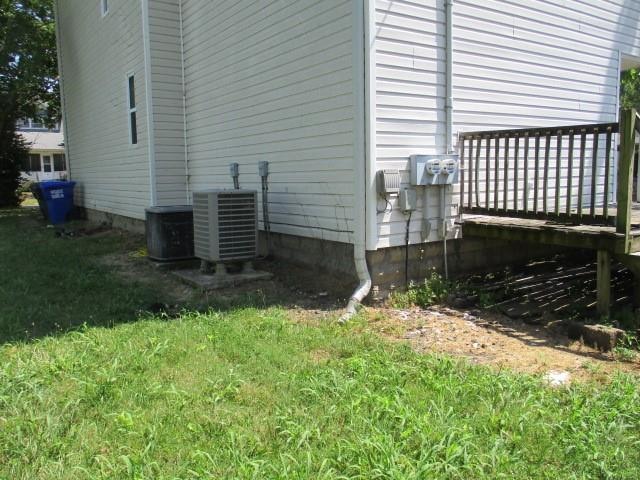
[1,208,639,479]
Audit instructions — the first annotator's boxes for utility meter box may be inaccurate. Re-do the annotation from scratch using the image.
[376,169,401,196]
[410,154,460,186]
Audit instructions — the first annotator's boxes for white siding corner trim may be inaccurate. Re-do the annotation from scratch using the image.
[141,0,157,206]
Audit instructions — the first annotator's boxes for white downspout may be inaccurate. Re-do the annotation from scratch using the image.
[340,0,371,323]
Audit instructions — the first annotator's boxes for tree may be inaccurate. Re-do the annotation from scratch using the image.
[621,68,640,111]
[0,0,58,207]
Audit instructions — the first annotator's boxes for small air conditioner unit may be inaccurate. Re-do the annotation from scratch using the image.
[193,189,258,264]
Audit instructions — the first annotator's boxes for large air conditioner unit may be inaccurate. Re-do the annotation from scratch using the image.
[192,189,258,263]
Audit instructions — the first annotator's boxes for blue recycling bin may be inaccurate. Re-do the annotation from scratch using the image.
[39,181,76,225]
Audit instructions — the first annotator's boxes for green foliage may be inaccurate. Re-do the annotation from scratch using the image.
[390,270,453,309]
[621,68,640,111]
[0,128,27,207]
[0,0,58,206]
[0,0,59,123]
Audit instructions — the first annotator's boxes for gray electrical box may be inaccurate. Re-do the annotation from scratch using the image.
[376,169,401,195]
[399,188,417,212]
[258,161,269,177]
[410,154,459,186]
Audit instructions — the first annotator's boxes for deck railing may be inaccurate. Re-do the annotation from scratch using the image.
[459,109,640,253]
[459,122,619,225]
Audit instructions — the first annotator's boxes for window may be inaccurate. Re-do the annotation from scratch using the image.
[101,0,108,16]
[43,156,52,173]
[22,154,41,172]
[127,74,138,145]
[53,154,66,172]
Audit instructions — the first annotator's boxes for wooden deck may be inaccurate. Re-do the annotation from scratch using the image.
[458,110,640,316]
[461,208,640,255]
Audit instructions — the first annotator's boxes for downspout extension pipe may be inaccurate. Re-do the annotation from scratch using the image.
[339,249,372,323]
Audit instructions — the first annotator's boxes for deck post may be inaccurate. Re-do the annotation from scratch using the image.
[616,109,636,252]
[596,250,611,317]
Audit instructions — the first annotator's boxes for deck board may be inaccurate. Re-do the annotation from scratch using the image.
[461,208,640,254]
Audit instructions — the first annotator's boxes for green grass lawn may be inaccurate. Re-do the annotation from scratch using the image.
[1,208,639,479]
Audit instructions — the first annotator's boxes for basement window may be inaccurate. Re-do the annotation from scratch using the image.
[101,0,108,17]
[127,74,138,145]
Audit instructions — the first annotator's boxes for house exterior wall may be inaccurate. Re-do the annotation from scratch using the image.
[56,0,151,220]
[180,0,359,244]
[372,0,640,249]
[453,0,639,130]
[56,0,640,259]
[148,0,188,206]
[372,0,451,249]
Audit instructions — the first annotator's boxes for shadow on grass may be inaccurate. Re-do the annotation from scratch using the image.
[0,208,352,344]
[0,208,168,344]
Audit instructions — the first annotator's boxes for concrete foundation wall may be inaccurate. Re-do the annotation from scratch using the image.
[261,231,357,279]
[77,206,563,301]
[78,207,146,235]
[367,237,565,300]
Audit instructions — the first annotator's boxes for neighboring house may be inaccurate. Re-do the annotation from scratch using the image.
[55,0,640,298]
[18,118,67,182]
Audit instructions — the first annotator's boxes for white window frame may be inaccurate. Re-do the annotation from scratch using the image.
[101,0,108,17]
[126,73,138,146]
[42,155,52,173]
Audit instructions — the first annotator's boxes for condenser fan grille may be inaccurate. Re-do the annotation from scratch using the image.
[192,190,258,263]
[217,193,257,260]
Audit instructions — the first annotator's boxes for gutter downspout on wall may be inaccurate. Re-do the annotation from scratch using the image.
[141,0,158,206]
[441,0,454,279]
[365,0,378,251]
[340,0,371,323]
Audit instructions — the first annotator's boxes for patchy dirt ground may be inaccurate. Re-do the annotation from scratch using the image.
[80,221,640,384]
[366,305,640,383]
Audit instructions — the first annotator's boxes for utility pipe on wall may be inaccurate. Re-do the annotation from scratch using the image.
[442,0,454,279]
[445,0,454,154]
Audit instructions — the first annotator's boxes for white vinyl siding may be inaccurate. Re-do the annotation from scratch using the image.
[452,0,636,130]
[374,0,451,248]
[57,0,150,220]
[148,0,188,206]
[180,0,357,244]
[374,0,640,249]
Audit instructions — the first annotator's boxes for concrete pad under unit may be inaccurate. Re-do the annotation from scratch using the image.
[173,268,273,290]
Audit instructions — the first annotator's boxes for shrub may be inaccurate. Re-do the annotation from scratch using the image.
[0,125,27,207]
